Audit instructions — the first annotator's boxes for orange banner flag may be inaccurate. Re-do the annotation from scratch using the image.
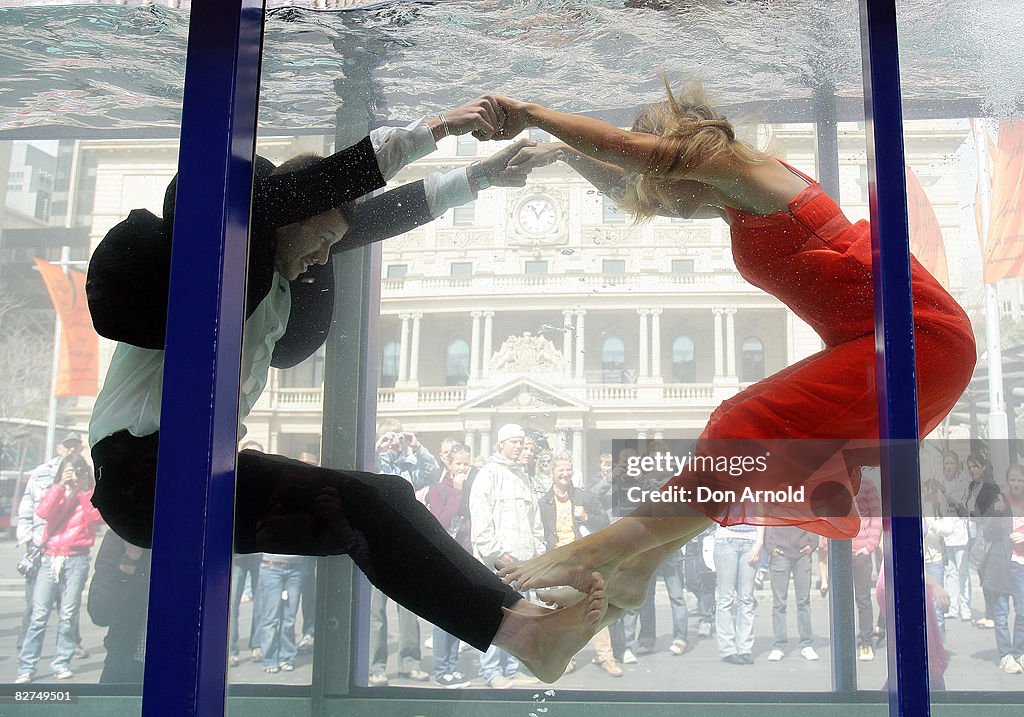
[905,166,949,288]
[34,259,98,396]
[982,122,1024,283]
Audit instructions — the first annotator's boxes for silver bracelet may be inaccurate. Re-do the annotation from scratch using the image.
[438,113,450,138]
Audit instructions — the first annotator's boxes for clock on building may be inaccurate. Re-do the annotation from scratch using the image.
[516,196,559,235]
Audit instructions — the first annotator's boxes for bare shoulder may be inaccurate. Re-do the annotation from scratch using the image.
[700,153,813,215]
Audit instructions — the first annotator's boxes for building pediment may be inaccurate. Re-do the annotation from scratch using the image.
[461,376,590,414]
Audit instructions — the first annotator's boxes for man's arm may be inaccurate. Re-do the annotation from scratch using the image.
[272,140,533,368]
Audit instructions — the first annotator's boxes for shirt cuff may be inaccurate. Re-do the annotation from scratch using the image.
[424,167,474,218]
[372,118,437,181]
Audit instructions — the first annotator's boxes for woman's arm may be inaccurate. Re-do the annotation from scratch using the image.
[493,97,698,179]
[507,141,726,220]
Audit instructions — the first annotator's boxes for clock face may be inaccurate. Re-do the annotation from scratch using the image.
[517,197,558,235]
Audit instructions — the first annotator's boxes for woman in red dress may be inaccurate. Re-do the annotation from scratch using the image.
[485,83,976,610]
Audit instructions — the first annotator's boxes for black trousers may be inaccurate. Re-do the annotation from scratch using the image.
[91,430,520,651]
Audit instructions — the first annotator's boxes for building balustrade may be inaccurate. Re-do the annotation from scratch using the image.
[380,270,749,298]
[271,387,324,410]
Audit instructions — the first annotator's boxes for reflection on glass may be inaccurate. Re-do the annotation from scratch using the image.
[895,0,1024,695]
[3,0,1012,705]
[1,0,192,694]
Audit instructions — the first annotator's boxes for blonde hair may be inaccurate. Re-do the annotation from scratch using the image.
[619,79,766,221]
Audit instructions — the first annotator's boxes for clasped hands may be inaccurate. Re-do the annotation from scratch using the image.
[438,95,564,188]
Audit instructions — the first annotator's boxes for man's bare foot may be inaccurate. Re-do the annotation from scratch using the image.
[494,572,608,683]
[536,566,652,610]
[496,537,619,594]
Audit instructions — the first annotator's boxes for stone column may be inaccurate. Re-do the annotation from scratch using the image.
[574,309,587,380]
[712,308,724,379]
[562,309,575,377]
[479,430,492,460]
[557,428,570,453]
[637,309,650,378]
[482,311,495,378]
[725,308,737,378]
[469,311,482,380]
[398,313,411,383]
[465,430,476,457]
[650,308,662,381]
[408,311,422,384]
[572,429,585,477]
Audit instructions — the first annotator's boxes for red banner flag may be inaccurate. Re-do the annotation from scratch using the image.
[982,122,1024,282]
[905,166,949,288]
[34,259,98,396]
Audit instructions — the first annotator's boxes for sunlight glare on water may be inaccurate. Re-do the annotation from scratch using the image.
[0,0,1021,134]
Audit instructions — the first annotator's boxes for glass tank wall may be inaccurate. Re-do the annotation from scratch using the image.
[0,0,1020,715]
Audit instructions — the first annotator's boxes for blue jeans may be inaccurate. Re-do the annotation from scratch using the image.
[432,625,460,679]
[769,552,813,648]
[18,554,90,676]
[714,537,757,657]
[924,560,946,636]
[657,555,690,642]
[623,579,656,650]
[256,562,304,668]
[992,562,1024,658]
[479,643,519,683]
[229,553,261,656]
[944,544,972,619]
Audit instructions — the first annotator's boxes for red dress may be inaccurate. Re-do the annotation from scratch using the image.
[666,161,976,539]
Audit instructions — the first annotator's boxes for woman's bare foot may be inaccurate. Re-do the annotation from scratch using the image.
[536,586,586,607]
[495,572,608,683]
[496,535,620,593]
[510,542,686,610]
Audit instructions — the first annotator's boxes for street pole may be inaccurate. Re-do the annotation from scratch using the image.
[975,120,1009,473]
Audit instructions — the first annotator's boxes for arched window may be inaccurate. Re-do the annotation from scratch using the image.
[602,336,626,383]
[672,335,696,383]
[380,340,399,388]
[445,339,470,386]
[741,336,765,382]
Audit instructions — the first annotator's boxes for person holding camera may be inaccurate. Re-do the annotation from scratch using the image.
[368,418,439,685]
[16,453,104,684]
[15,433,87,655]
[375,418,439,500]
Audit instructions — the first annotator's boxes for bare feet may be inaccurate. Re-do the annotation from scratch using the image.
[511,552,666,610]
[536,586,586,608]
[494,572,608,683]
[496,536,617,594]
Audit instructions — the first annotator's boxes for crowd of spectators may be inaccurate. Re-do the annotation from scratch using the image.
[9,432,1024,687]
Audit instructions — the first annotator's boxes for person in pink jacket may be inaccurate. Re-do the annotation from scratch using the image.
[16,453,104,684]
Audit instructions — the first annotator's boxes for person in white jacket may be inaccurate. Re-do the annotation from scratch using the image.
[470,423,546,687]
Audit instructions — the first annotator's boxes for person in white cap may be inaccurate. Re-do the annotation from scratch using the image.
[470,423,547,687]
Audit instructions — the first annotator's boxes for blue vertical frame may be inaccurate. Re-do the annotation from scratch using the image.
[860,1,931,716]
[142,2,266,716]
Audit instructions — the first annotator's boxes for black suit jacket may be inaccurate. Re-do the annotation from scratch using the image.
[87,136,434,368]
